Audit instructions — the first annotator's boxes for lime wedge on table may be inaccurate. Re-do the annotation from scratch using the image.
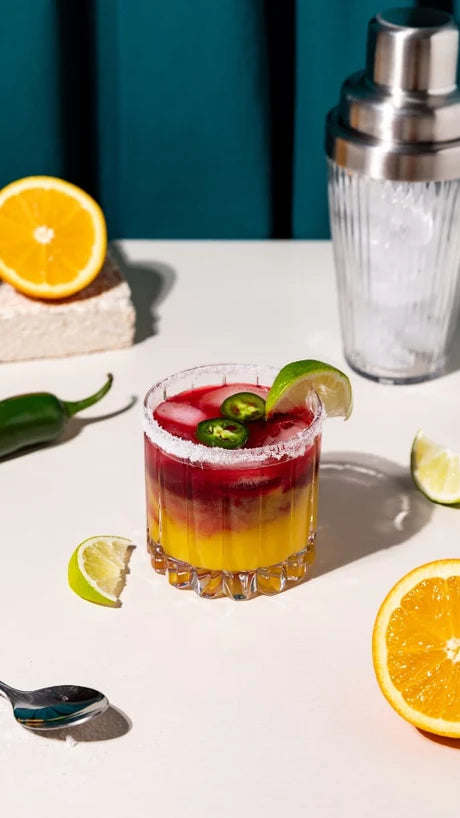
[411,431,460,505]
[265,360,353,419]
[68,536,133,607]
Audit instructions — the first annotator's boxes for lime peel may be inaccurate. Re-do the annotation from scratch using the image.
[265,360,352,420]
[68,536,134,607]
[411,430,460,505]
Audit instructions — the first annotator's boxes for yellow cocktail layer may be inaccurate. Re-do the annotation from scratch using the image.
[147,481,317,572]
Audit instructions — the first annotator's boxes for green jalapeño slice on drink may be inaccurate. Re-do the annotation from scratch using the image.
[221,392,266,422]
[196,417,249,449]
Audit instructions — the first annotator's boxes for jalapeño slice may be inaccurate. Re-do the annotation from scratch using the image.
[196,417,248,449]
[221,392,266,422]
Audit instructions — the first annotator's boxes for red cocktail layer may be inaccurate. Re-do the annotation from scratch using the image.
[146,383,318,505]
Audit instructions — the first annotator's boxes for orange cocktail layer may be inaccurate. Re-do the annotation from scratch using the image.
[145,438,320,573]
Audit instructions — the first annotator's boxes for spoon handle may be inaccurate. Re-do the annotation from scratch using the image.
[0,681,19,700]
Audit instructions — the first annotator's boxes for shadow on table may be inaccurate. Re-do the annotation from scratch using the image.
[313,451,433,578]
[31,705,131,743]
[417,729,460,749]
[110,244,177,343]
[58,396,138,445]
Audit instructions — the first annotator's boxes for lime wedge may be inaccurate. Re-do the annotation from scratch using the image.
[68,536,133,607]
[411,431,460,505]
[265,360,352,419]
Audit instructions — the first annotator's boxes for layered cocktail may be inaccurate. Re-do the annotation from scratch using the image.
[143,363,324,600]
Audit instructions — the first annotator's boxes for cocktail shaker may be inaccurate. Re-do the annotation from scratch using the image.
[326,8,460,383]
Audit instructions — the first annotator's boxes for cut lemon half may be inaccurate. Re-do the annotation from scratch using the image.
[373,560,460,738]
[411,430,460,505]
[265,360,352,419]
[0,176,106,299]
[68,536,133,607]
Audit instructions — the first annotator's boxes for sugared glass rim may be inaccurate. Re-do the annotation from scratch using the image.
[143,363,324,466]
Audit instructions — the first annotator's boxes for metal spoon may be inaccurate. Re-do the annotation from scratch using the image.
[0,680,108,730]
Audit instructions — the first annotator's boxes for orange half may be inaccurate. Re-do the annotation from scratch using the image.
[373,560,460,738]
[0,176,107,299]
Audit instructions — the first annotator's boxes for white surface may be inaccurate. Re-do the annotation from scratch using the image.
[1,240,460,818]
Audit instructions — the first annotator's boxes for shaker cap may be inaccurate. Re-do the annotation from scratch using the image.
[367,8,458,93]
[326,7,460,181]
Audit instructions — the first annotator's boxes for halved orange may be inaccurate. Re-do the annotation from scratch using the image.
[373,560,460,738]
[0,176,106,299]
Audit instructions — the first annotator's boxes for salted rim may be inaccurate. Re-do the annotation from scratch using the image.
[143,363,324,466]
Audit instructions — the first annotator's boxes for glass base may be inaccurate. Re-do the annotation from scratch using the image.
[345,354,445,386]
[148,536,316,600]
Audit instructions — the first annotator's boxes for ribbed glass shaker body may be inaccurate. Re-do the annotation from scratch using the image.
[328,159,460,383]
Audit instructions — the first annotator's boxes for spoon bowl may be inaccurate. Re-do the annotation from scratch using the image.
[0,680,109,730]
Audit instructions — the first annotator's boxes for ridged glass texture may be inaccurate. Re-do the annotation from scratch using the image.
[328,159,460,383]
[144,364,322,600]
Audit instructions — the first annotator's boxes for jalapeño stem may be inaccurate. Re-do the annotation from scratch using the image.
[62,374,113,417]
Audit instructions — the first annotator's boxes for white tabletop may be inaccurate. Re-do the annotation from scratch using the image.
[2,240,460,818]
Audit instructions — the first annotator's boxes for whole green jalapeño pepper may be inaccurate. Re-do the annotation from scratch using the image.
[0,373,113,458]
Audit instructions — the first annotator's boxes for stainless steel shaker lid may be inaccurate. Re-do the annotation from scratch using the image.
[326,7,460,181]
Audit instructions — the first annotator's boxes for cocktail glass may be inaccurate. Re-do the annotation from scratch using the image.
[143,363,323,600]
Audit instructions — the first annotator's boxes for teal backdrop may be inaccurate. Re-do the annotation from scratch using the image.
[0,0,456,238]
